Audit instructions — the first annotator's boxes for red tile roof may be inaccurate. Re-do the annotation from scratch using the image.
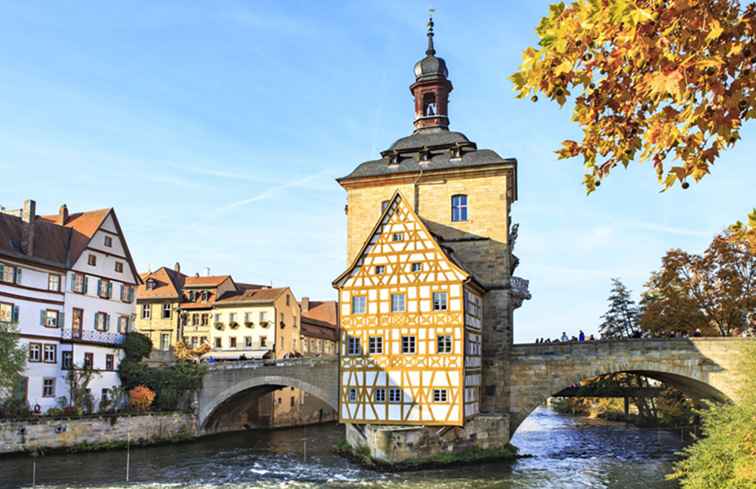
[301,300,338,328]
[215,287,288,305]
[137,267,186,300]
[183,275,233,288]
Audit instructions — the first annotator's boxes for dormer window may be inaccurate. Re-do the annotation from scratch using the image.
[146,278,156,291]
[388,152,400,165]
[419,148,432,163]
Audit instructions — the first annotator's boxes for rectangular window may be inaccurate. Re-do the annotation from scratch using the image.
[351,296,366,314]
[347,336,361,355]
[141,304,151,319]
[373,388,386,402]
[190,336,198,346]
[43,309,60,328]
[0,302,15,323]
[368,336,383,354]
[433,389,448,403]
[214,313,221,323]
[72,273,87,294]
[162,303,171,319]
[72,308,83,337]
[402,336,416,354]
[88,254,97,266]
[62,351,73,370]
[348,388,357,402]
[437,335,452,353]
[230,337,237,348]
[388,388,402,403]
[374,265,385,275]
[259,311,267,322]
[48,274,61,292]
[42,378,55,398]
[118,315,129,334]
[105,354,114,371]
[200,336,207,344]
[28,343,41,362]
[95,312,109,332]
[260,336,267,347]
[104,236,113,247]
[214,337,222,348]
[451,195,468,222]
[411,263,422,273]
[160,333,170,351]
[201,314,209,326]
[115,262,123,273]
[0,263,19,284]
[192,313,199,326]
[121,285,133,303]
[391,232,404,241]
[98,279,112,299]
[245,336,253,347]
[43,344,56,363]
[84,352,94,369]
[391,293,405,312]
[432,292,448,311]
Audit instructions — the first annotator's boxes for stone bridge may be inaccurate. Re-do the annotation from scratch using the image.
[509,337,753,433]
[197,357,338,431]
[196,338,753,437]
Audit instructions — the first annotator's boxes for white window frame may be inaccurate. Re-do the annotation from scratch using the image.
[373,388,386,402]
[351,296,366,314]
[433,388,448,403]
[432,292,448,311]
[391,293,405,312]
[388,388,402,403]
[368,336,383,354]
[347,336,361,355]
[437,335,452,354]
[402,335,416,354]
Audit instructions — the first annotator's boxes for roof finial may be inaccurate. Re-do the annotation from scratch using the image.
[426,9,436,56]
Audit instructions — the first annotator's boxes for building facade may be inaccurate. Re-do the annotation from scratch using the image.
[333,18,530,459]
[0,200,139,413]
[135,265,185,356]
[300,298,338,357]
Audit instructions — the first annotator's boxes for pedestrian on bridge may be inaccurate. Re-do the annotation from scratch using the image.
[579,330,585,343]
[560,332,569,343]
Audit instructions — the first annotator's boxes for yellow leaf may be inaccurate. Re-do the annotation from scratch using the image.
[706,20,723,42]
[555,58,573,75]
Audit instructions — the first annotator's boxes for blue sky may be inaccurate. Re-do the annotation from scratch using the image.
[1,1,753,342]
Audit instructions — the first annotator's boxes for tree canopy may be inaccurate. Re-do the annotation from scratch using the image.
[0,321,26,397]
[599,278,641,338]
[511,0,755,193]
[640,218,755,336]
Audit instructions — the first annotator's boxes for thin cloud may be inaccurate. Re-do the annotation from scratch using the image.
[217,170,332,213]
[631,222,712,238]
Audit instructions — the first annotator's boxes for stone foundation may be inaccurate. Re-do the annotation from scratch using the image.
[346,414,509,464]
[0,412,197,454]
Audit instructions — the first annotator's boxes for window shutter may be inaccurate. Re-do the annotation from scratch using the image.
[129,286,134,303]
[105,313,110,331]
[107,282,112,298]
[12,305,19,322]
[82,276,88,294]
[0,263,4,280]
[58,311,65,328]
[14,267,22,284]
[40,310,46,326]
[97,279,102,296]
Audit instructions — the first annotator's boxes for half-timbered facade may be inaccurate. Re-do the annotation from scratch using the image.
[334,192,483,426]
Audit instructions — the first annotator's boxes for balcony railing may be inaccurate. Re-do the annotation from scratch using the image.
[61,328,125,346]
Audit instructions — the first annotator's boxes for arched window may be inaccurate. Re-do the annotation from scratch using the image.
[451,194,468,222]
[423,92,437,116]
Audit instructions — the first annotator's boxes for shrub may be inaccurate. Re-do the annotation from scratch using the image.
[123,333,152,361]
[128,385,156,412]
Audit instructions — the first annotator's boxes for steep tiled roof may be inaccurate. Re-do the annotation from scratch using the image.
[39,208,111,268]
[301,300,337,328]
[183,275,233,288]
[215,286,287,305]
[137,267,186,300]
[0,213,70,268]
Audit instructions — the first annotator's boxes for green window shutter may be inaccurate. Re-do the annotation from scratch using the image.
[97,279,102,296]
[58,311,65,328]
[40,310,46,326]
[107,282,113,298]
[105,313,110,331]
[11,305,19,322]
[68,273,74,291]
[82,276,88,294]
[14,267,22,284]
[0,264,4,280]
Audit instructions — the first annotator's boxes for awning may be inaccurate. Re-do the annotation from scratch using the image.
[202,349,270,360]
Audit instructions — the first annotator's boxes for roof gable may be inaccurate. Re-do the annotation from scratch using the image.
[333,191,469,289]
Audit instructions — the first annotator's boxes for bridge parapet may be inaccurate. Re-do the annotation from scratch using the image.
[206,356,338,371]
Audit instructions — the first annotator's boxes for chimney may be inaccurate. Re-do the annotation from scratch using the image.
[58,204,68,225]
[301,296,310,312]
[174,262,181,273]
[21,199,36,256]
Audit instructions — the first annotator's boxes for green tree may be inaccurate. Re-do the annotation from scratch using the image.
[510,0,755,193]
[599,278,641,338]
[670,343,756,488]
[123,332,152,361]
[0,320,26,397]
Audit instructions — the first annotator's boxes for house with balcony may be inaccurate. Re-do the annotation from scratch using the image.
[0,200,139,413]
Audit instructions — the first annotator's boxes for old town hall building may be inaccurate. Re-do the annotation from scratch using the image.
[333,18,530,460]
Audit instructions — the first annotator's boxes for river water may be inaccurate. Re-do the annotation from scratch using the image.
[0,407,684,489]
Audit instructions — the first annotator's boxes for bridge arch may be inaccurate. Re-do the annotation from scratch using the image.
[508,338,748,435]
[197,358,339,431]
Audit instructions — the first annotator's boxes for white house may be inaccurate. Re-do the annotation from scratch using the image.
[0,200,140,413]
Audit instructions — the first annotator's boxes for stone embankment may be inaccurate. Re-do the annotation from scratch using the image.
[0,412,196,454]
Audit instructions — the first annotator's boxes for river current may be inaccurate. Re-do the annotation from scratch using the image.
[0,407,685,489]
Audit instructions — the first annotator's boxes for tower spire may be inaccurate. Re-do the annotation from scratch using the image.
[426,10,436,56]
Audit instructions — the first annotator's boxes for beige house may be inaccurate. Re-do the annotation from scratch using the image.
[300,298,338,357]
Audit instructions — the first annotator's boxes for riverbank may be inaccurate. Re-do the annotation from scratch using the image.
[0,412,196,455]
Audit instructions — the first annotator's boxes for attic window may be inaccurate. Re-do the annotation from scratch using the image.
[104,236,113,247]
[146,278,156,290]
[450,145,462,160]
[388,152,400,166]
[418,147,432,163]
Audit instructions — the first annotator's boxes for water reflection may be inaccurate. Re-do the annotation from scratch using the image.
[0,407,683,489]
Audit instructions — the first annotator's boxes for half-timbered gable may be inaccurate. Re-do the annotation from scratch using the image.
[334,191,483,426]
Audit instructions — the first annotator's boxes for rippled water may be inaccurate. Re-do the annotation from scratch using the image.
[0,407,684,489]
